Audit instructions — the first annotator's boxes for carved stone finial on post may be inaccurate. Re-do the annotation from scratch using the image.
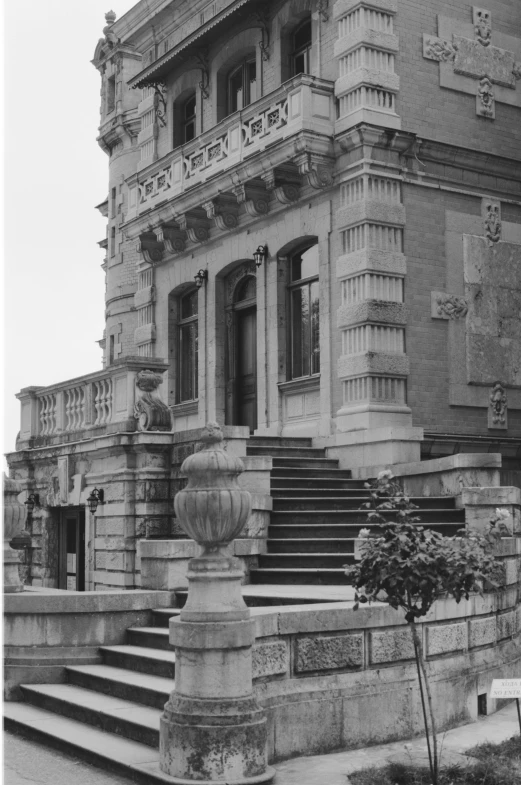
[159,422,274,784]
[134,369,172,432]
[3,475,26,593]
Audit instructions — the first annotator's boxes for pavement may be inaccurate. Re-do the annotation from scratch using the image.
[3,702,519,785]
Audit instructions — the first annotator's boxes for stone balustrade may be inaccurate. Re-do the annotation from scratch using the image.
[16,357,170,447]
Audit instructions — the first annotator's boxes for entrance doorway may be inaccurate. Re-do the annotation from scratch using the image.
[59,509,85,591]
[225,270,257,432]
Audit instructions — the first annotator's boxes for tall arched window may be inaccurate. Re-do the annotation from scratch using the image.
[178,289,198,402]
[291,18,312,76]
[228,58,257,114]
[182,93,196,142]
[289,243,319,379]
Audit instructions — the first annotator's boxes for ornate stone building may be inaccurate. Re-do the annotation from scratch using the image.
[7,0,521,591]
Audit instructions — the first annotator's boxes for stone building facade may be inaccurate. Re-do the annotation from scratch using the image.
[7,0,521,591]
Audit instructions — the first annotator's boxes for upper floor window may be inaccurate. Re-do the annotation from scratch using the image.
[289,243,320,379]
[228,59,257,114]
[291,19,312,76]
[178,289,198,402]
[106,76,116,113]
[182,93,197,143]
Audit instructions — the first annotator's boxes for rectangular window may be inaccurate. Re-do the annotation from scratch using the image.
[289,244,320,379]
[111,187,116,218]
[179,322,198,401]
[110,227,116,258]
[107,76,116,113]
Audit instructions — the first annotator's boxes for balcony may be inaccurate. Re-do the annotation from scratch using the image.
[124,75,335,247]
[15,358,170,449]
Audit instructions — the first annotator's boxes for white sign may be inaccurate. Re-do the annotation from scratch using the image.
[490,679,521,698]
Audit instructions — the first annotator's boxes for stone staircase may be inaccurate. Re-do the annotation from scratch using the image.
[247,436,466,585]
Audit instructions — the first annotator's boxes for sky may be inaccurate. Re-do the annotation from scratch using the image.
[3,0,136,463]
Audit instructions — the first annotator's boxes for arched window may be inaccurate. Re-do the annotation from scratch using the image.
[291,18,312,76]
[182,93,196,143]
[228,58,257,114]
[178,289,198,402]
[289,243,319,379]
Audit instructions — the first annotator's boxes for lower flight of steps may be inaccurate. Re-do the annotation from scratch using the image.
[246,436,466,586]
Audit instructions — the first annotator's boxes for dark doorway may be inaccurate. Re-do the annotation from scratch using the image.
[59,509,85,591]
[225,273,257,432]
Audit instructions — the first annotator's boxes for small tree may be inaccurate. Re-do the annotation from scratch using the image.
[346,471,509,785]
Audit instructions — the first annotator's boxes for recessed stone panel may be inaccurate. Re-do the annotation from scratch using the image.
[497,611,516,640]
[369,628,415,664]
[295,633,363,672]
[252,641,289,679]
[469,617,496,648]
[426,623,467,656]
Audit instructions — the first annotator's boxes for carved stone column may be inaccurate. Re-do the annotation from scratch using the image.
[3,475,26,593]
[159,423,274,784]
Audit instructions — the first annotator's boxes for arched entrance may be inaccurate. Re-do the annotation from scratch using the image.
[225,264,257,432]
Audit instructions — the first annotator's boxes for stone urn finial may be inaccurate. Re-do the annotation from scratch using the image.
[174,422,252,554]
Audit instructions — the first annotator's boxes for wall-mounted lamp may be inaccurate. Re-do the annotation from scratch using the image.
[87,488,105,514]
[24,493,40,515]
[194,269,208,288]
[253,244,268,268]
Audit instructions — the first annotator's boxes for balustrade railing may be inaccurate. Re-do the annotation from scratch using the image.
[16,358,169,444]
[127,75,334,220]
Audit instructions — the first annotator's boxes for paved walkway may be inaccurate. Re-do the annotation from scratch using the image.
[4,703,518,785]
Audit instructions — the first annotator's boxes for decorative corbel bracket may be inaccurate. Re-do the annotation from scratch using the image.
[261,169,300,204]
[137,232,165,265]
[202,199,239,231]
[232,184,270,218]
[317,0,329,23]
[193,50,210,99]
[134,369,172,432]
[155,224,187,254]
[147,81,167,127]
[178,212,210,244]
[294,151,334,189]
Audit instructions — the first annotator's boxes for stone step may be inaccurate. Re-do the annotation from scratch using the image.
[172,590,332,608]
[151,608,182,628]
[66,664,173,710]
[248,436,313,449]
[19,683,161,748]
[272,496,459,511]
[270,467,355,479]
[267,538,356,554]
[100,645,176,679]
[270,509,465,525]
[127,627,172,651]
[271,457,340,469]
[260,553,355,569]
[249,568,349,585]
[247,446,326,458]
[4,702,174,785]
[268,522,463,538]
[271,476,361,489]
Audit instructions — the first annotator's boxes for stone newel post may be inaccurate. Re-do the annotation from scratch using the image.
[159,423,274,784]
[3,474,26,593]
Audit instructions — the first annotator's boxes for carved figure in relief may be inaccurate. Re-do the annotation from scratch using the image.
[134,369,171,431]
[484,202,501,245]
[477,77,494,118]
[424,36,457,62]
[474,9,492,47]
[489,382,507,425]
[436,294,468,319]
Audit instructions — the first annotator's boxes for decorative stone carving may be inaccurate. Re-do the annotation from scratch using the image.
[156,224,186,254]
[3,475,26,593]
[432,292,468,320]
[477,76,495,118]
[473,7,491,47]
[134,369,171,431]
[244,197,270,217]
[177,214,209,244]
[483,200,501,244]
[226,262,256,302]
[423,36,457,63]
[489,381,507,429]
[295,151,334,189]
[273,183,300,204]
[137,232,164,265]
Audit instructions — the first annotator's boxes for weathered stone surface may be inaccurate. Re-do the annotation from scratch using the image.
[426,623,467,656]
[497,611,516,640]
[252,641,288,678]
[453,36,515,87]
[469,617,496,648]
[370,627,415,664]
[295,633,363,672]
[504,558,518,585]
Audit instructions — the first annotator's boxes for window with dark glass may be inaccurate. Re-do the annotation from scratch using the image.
[183,93,196,143]
[291,19,312,76]
[178,289,198,402]
[289,244,320,379]
[228,59,257,114]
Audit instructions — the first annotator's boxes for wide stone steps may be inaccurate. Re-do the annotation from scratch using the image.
[250,568,348,585]
[260,553,354,569]
[247,446,327,458]
[19,682,161,748]
[99,644,176,679]
[127,626,173,651]
[267,538,355,554]
[272,496,459,510]
[268,522,463,538]
[271,457,340,469]
[271,509,465,524]
[66,664,173,709]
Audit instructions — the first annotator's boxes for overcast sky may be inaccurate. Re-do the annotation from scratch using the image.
[3,1,136,463]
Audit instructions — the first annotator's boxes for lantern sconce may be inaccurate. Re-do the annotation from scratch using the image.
[24,493,40,515]
[253,244,268,268]
[87,488,105,514]
[194,269,208,288]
